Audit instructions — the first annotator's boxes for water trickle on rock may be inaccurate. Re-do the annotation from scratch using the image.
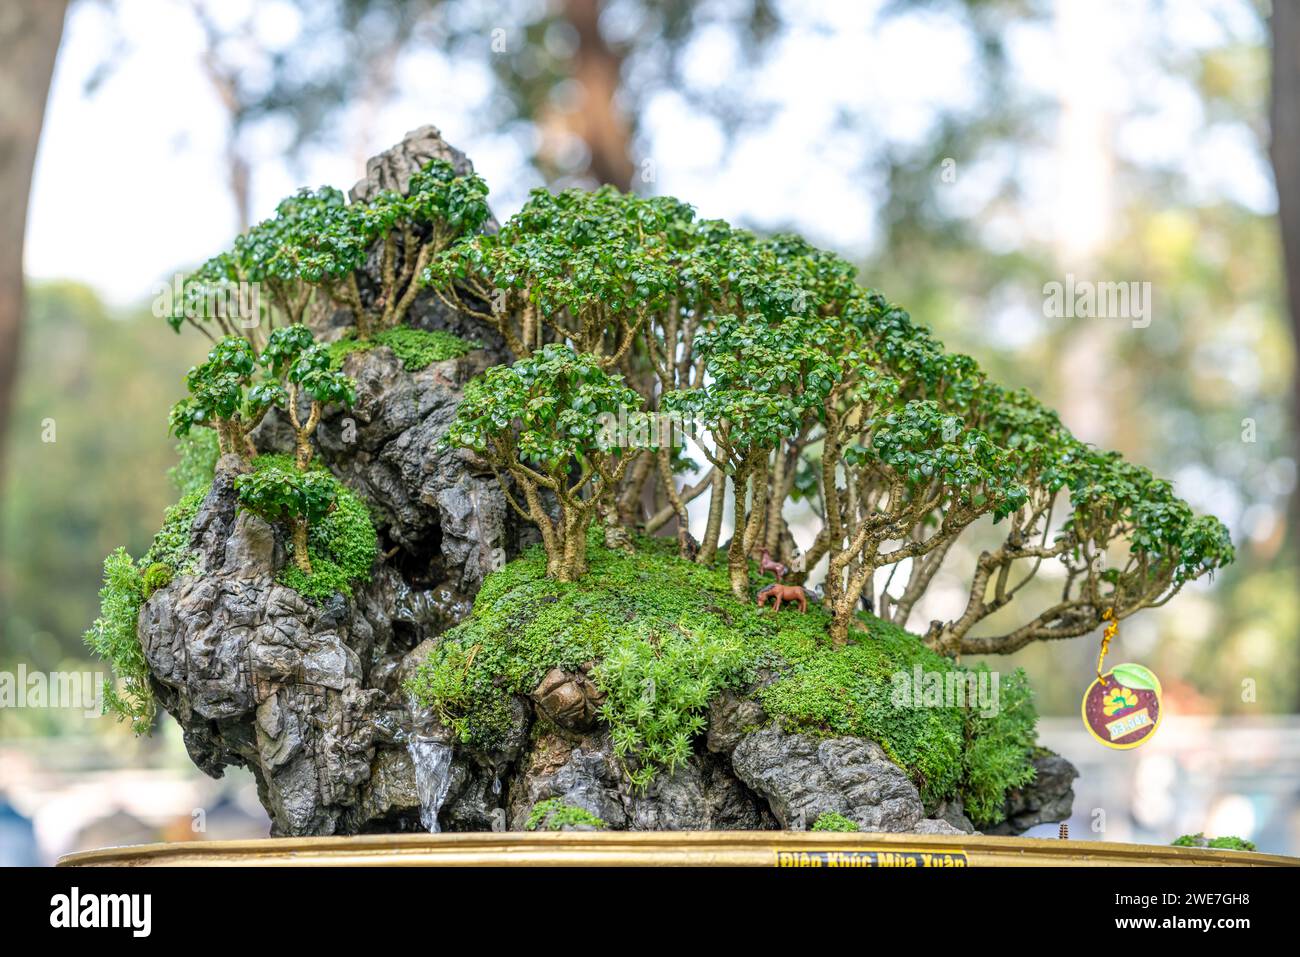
[393,579,474,635]
[407,735,454,833]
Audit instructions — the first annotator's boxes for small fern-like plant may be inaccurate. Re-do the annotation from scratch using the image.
[525,798,607,831]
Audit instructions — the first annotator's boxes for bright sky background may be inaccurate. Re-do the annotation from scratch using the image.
[26,0,1271,310]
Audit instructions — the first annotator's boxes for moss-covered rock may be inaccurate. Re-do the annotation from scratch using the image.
[327,326,479,372]
[812,812,860,832]
[525,798,608,831]
[407,533,1043,825]
[239,454,379,604]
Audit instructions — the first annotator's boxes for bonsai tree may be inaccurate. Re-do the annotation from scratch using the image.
[443,343,650,581]
[820,398,1026,646]
[924,444,1233,657]
[259,159,489,338]
[234,464,338,573]
[172,187,358,348]
[168,336,274,459]
[349,158,490,334]
[163,156,1231,659]
[168,327,355,470]
[425,187,690,368]
[258,325,356,469]
[663,309,842,597]
[171,160,489,346]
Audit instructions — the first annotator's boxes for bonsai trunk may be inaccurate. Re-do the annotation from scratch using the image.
[764,448,788,554]
[292,518,312,573]
[657,445,691,558]
[551,509,589,582]
[295,435,312,471]
[285,386,320,470]
[827,560,873,647]
[727,464,766,600]
[828,611,850,648]
[697,469,726,565]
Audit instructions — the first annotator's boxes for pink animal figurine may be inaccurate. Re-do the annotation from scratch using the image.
[759,548,787,582]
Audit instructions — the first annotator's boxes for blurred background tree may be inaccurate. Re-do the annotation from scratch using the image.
[0,1,66,507]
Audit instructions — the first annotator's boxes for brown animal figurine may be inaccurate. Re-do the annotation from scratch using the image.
[759,548,787,582]
[756,582,807,614]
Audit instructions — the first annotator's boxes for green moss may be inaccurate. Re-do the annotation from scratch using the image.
[749,593,969,805]
[525,798,607,831]
[1172,833,1257,852]
[141,486,208,575]
[1207,835,1257,852]
[961,667,1038,826]
[326,331,373,369]
[327,326,479,372]
[140,562,174,597]
[811,812,860,832]
[246,455,378,603]
[406,534,1039,813]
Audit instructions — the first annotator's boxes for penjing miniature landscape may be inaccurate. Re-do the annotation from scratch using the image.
[83,125,1234,839]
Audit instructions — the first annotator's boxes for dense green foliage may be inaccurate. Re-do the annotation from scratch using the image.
[236,463,337,530]
[525,798,608,831]
[327,326,479,372]
[77,131,1237,798]
[83,548,154,733]
[168,336,268,457]
[241,455,378,603]
[407,536,1039,817]
[178,159,490,340]
[171,148,1232,655]
[1172,833,1257,852]
[443,344,649,580]
[169,324,360,573]
[811,812,861,832]
[432,177,1234,653]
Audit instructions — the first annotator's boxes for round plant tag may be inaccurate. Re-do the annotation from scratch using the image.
[1081,662,1163,750]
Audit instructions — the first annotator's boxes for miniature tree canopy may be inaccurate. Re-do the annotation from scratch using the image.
[235,464,338,574]
[167,152,1232,656]
[443,343,651,581]
[430,182,1233,655]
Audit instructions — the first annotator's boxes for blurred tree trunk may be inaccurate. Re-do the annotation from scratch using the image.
[551,0,635,190]
[1271,5,1300,535]
[0,1,67,491]
[1270,3,1300,710]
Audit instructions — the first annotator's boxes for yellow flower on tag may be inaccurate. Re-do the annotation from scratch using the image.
[1103,686,1138,716]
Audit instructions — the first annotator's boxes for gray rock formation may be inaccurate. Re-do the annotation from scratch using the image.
[985,752,1079,836]
[929,797,977,834]
[315,345,516,596]
[505,729,775,832]
[349,124,484,206]
[728,724,925,832]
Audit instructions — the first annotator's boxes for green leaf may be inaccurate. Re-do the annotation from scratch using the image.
[1111,663,1161,692]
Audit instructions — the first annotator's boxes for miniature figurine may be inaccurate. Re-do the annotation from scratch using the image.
[756,582,807,613]
[759,548,787,581]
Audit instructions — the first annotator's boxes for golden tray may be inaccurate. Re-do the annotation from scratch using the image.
[59,831,1298,867]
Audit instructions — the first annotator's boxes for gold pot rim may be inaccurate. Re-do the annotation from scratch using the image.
[58,830,1299,867]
